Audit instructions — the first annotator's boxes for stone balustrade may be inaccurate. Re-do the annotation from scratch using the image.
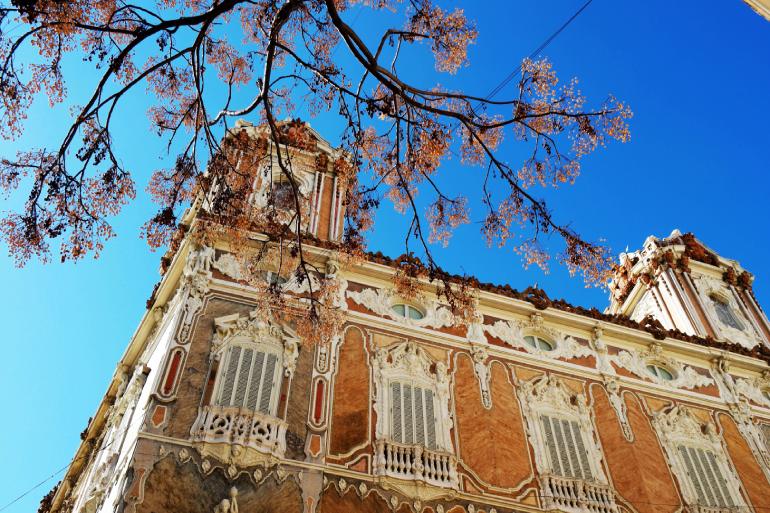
[191,405,287,457]
[374,439,458,488]
[540,474,619,513]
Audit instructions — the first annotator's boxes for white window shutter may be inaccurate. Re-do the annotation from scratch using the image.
[570,420,593,480]
[541,416,563,476]
[391,382,403,443]
[258,353,278,414]
[219,346,241,406]
[414,387,426,446]
[234,348,254,407]
[245,351,264,410]
[403,384,414,444]
[425,390,437,450]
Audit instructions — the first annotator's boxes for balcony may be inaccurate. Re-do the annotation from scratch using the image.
[191,405,287,458]
[540,474,619,513]
[374,439,458,488]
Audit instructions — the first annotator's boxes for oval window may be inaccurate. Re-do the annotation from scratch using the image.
[524,335,554,351]
[391,303,424,320]
[646,364,674,381]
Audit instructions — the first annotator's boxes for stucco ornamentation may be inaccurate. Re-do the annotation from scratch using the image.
[346,287,455,329]
[212,252,244,280]
[211,310,299,377]
[483,314,595,362]
[609,343,714,390]
[469,344,492,409]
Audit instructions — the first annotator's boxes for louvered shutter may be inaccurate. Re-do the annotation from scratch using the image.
[218,346,241,405]
[391,382,403,443]
[425,390,437,449]
[403,384,414,444]
[246,351,266,410]
[233,348,254,407]
[414,386,426,446]
[258,353,278,414]
[542,416,562,476]
[570,420,593,480]
[680,446,706,504]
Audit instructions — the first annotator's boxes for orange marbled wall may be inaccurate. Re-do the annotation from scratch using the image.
[454,356,532,488]
[591,386,681,513]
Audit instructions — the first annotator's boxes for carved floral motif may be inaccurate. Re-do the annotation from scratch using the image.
[347,287,455,329]
[483,313,594,361]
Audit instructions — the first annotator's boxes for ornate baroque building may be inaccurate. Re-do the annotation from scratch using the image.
[45,122,770,513]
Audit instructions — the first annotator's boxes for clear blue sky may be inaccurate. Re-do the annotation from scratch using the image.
[1,1,769,511]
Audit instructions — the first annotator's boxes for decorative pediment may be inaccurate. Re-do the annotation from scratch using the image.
[211,311,299,377]
[609,343,714,390]
[519,374,587,416]
[483,313,594,361]
[347,287,455,329]
[652,405,719,448]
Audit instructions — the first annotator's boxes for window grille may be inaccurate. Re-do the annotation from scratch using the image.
[216,345,279,415]
[390,381,438,449]
[677,445,735,509]
[541,415,593,480]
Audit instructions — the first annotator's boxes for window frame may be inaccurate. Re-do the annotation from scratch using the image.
[391,302,425,321]
[212,338,283,416]
[524,334,555,352]
[710,294,745,331]
[646,363,675,382]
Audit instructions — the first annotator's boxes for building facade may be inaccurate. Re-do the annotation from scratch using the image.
[44,123,770,513]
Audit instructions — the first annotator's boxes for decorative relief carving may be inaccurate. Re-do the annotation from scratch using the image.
[469,345,492,409]
[213,487,239,513]
[692,274,758,349]
[347,287,455,329]
[609,343,714,390]
[212,310,299,377]
[177,245,214,343]
[212,253,244,280]
[652,405,746,511]
[604,378,634,442]
[732,372,770,409]
[591,327,615,376]
[483,314,594,362]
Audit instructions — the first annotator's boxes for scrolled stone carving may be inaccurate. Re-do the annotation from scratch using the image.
[212,252,244,280]
[604,378,633,442]
[609,343,714,390]
[346,287,455,329]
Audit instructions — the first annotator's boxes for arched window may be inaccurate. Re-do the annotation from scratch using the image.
[711,295,744,331]
[215,343,281,415]
[391,303,425,320]
[524,335,554,352]
[646,363,674,381]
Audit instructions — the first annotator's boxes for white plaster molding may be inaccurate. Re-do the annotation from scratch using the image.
[591,327,616,376]
[347,286,455,329]
[483,313,595,362]
[177,245,215,343]
[609,343,714,391]
[692,274,759,349]
[212,310,299,378]
[651,405,746,511]
[469,344,492,409]
[604,378,634,442]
